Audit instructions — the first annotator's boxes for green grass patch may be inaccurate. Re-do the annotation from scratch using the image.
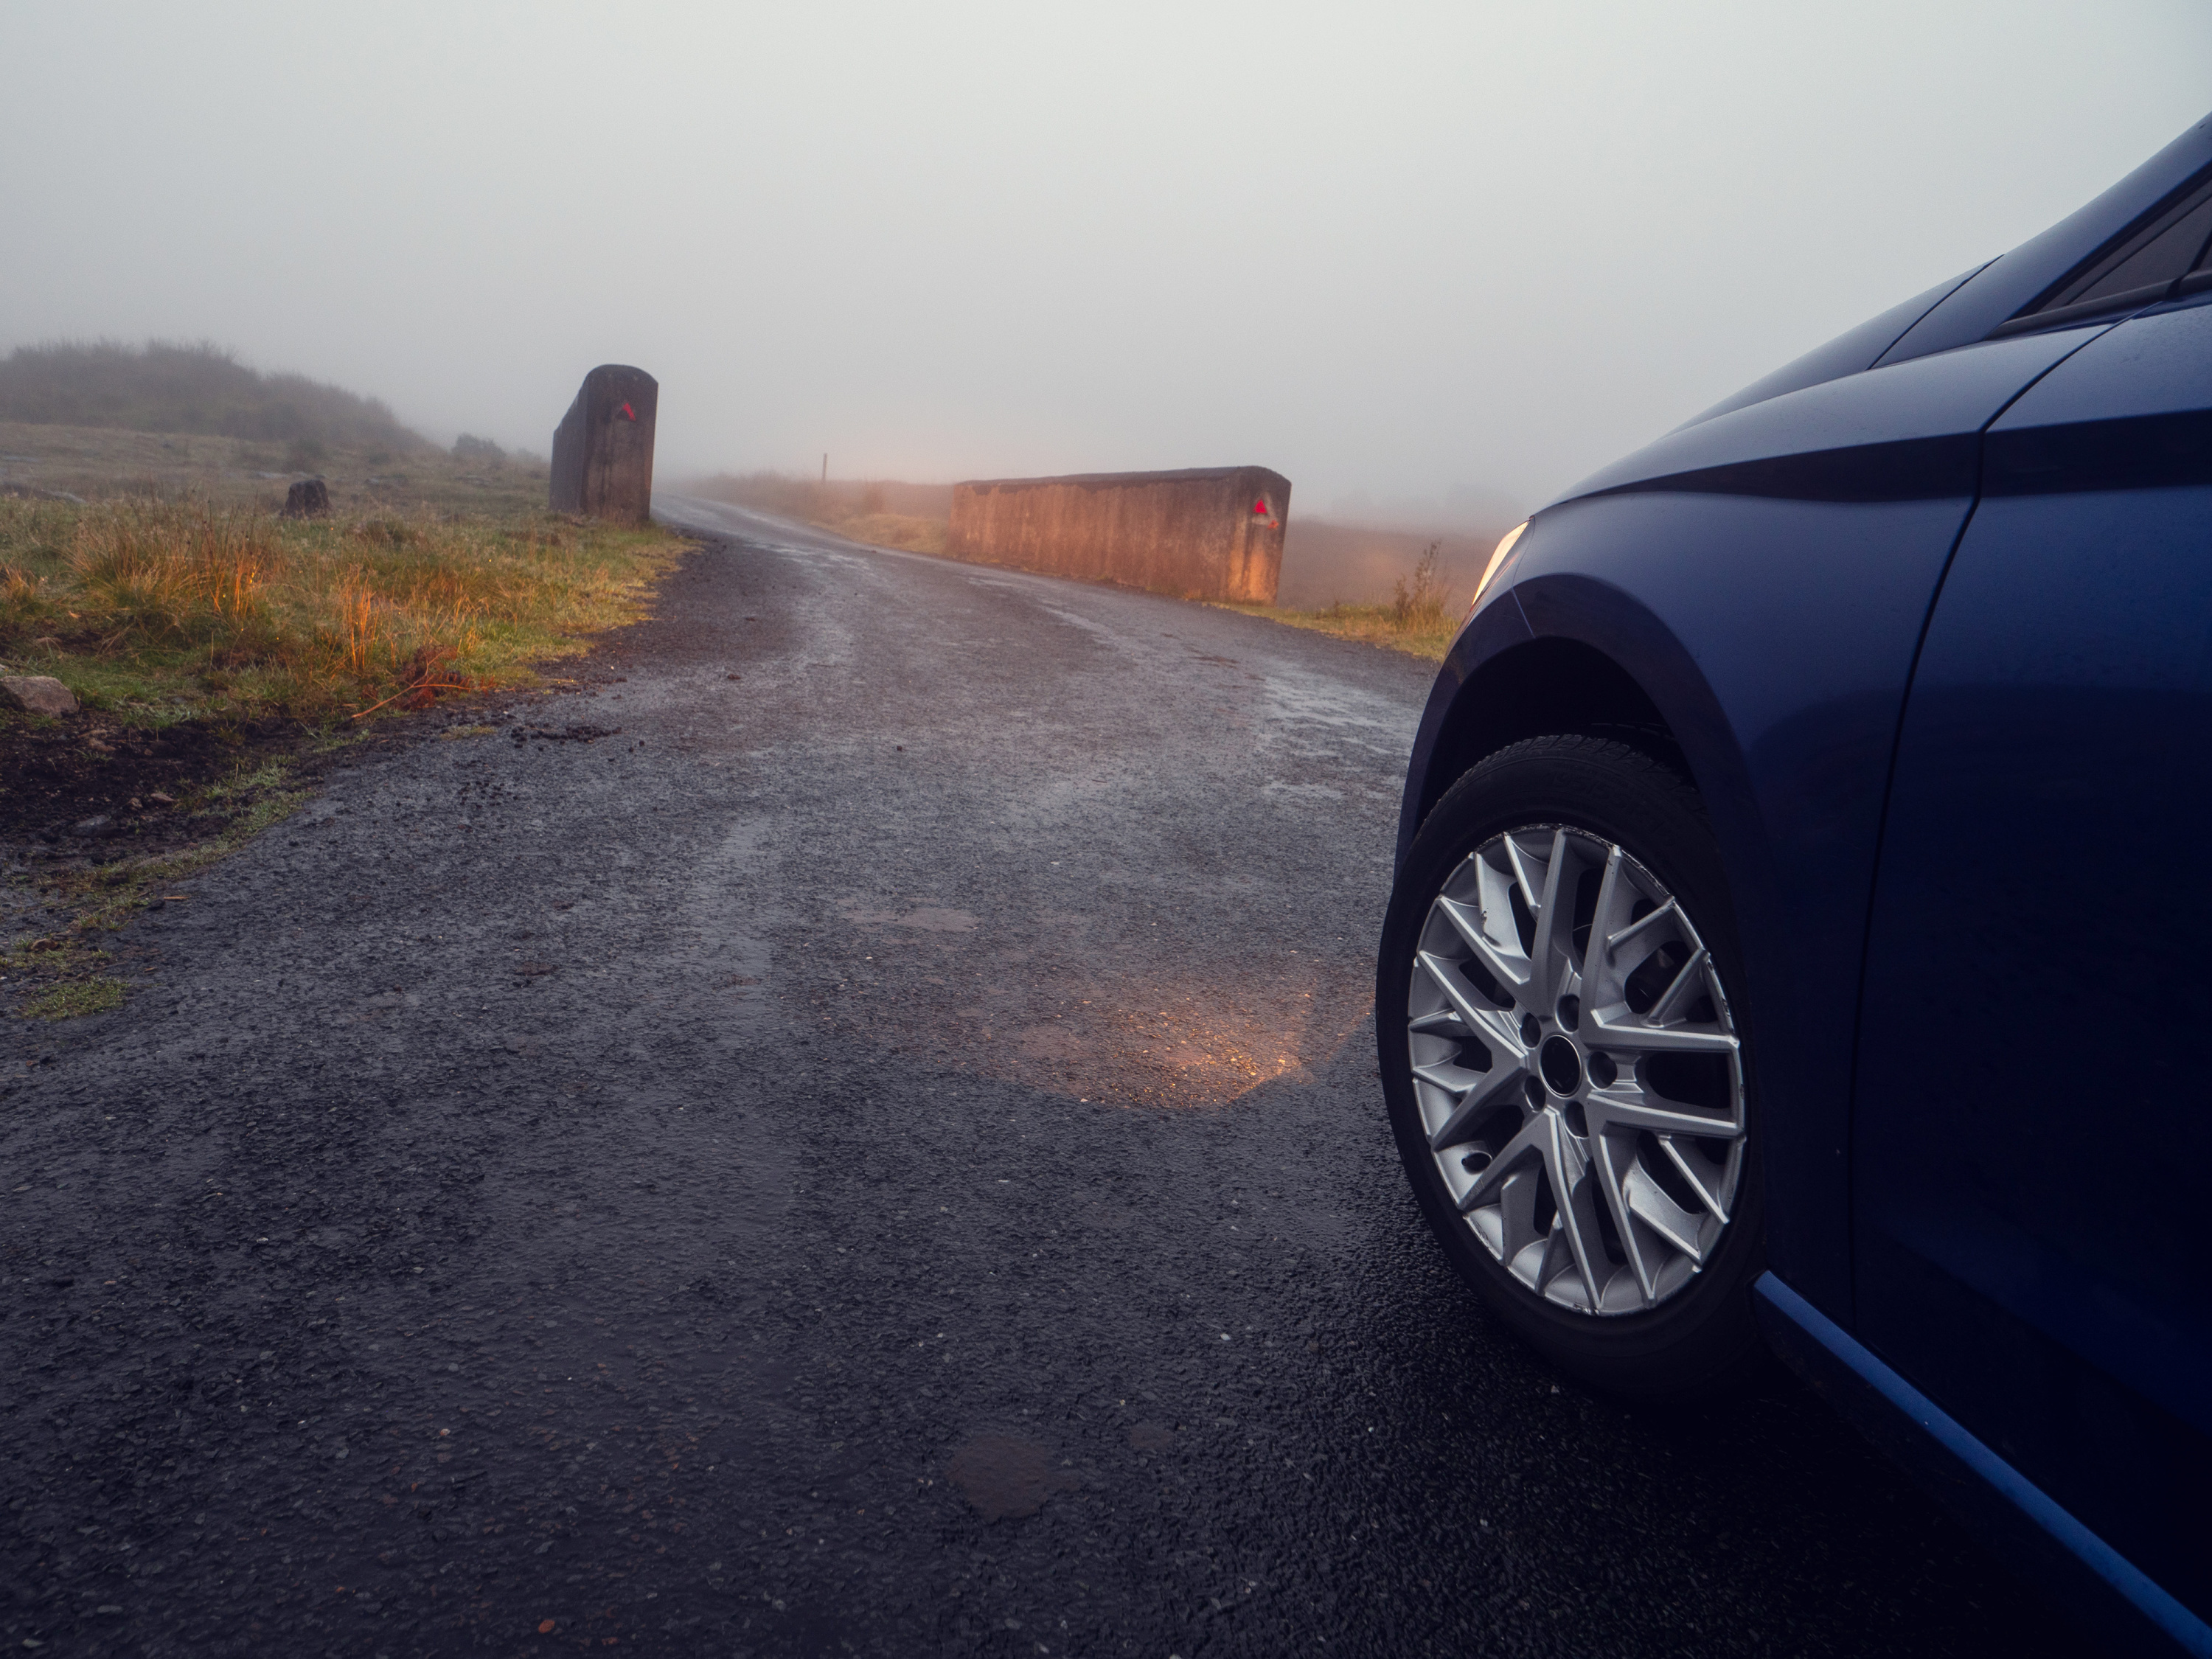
[58,758,308,922]
[5,751,315,1017]
[20,976,126,1020]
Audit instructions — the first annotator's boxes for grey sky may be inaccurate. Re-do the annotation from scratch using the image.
[6,1,2208,520]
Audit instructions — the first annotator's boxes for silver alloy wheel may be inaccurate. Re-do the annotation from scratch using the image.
[1405,825,1745,1315]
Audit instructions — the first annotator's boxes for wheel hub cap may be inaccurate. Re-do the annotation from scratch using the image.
[1538,1035,1583,1096]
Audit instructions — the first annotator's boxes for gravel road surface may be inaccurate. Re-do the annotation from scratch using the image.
[1,498,2082,1657]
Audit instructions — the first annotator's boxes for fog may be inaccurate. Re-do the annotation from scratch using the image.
[5,1,2208,520]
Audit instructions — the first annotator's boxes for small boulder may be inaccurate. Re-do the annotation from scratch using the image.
[0,675,78,717]
[280,478,332,519]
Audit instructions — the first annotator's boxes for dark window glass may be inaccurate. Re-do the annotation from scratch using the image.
[2037,173,2212,314]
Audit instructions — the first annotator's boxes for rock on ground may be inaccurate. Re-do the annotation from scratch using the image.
[0,675,77,717]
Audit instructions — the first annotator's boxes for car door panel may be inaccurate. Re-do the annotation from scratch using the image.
[1853,297,2212,1621]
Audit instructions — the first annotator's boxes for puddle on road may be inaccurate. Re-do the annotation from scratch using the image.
[944,1432,1076,1521]
[840,903,978,933]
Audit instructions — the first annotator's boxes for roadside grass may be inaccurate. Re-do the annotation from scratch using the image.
[0,493,683,726]
[1217,540,1462,662]
[1,421,690,1020]
[20,978,126,1021]
[1217,600,1462,661]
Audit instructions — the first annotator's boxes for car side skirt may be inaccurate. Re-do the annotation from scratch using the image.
[1753,1273,2211,1659]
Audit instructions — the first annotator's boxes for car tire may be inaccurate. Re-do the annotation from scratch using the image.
[1377,734,1767,1399]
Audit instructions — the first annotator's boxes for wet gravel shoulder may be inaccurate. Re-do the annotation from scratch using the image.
[0,501,2087,1657]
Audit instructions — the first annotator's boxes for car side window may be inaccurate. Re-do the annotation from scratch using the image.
[1996,168,2212,334]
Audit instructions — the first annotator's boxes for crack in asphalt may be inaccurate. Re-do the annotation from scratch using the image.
[0,497,2076,1656]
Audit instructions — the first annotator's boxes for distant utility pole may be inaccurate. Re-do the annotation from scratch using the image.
[821,453,827,484]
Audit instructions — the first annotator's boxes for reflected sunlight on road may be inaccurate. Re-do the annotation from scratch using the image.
[818,899,1372,1106]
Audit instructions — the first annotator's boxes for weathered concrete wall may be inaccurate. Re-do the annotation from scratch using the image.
[945,466,1290,603]
[549,365,658,524]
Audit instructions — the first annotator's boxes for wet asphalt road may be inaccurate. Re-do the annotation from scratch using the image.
[0,498,2084,1658]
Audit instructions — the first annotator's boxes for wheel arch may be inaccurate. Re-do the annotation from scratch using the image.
[1408,636,1688,841]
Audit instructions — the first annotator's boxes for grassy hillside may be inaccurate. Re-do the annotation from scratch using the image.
[0,340,428,462]
[0,420,545,518]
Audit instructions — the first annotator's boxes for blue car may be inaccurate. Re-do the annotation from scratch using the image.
[1380,114,2212,1656]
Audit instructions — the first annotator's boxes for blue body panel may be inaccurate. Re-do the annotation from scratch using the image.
[1561,325,2096,503]
[1851,297,2212,1627]
[1392,117,2212,1646]
[1680,264,1986,429]
[1756,1274,2212,1659]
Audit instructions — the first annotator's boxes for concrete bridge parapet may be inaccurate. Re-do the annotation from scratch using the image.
[945,465,1290,603]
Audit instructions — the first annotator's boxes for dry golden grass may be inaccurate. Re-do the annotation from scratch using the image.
[1218,540,1462,661]
[0,494,684,725]
[1214,599,1464,662]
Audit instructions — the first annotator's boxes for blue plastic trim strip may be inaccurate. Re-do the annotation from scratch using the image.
[1753,1273,2212,1658]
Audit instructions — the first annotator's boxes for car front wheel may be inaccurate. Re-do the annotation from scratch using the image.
[1377,734,1766,1397]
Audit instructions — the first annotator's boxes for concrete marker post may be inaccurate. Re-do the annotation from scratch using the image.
[549,366,658,524]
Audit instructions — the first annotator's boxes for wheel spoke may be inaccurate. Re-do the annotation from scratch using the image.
[1425,1059,1531,1151]
[1658,1133,1732,1223]
[1434,895,1531,1003]
[1578,846,1635,1006]
[1586,1129,1659,1305]
[1411,1058,1491,1096]
[1585,1088,1741,1141]
[1545,1121,1608,1312]
[1587,1007,1737,1057]
[1645,945,1711,1026]
[1492,1166,1546,1261]
[1409,1006,1472,1038]
[1455,1110,1551,1212]
[1624,1166,1707,1265]
[1534,1218,1582,1302]
[1603,896,1678,961]
[1523,830,1573,1012]
[1501,833,1543,917]
[1415,953,1522,1056]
